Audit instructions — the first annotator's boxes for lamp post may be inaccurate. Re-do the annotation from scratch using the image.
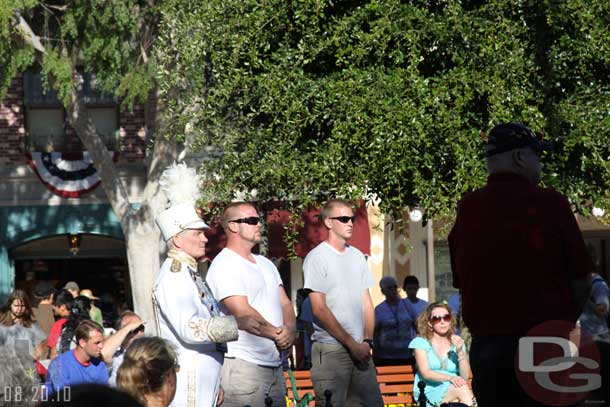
[425,219,435,303]
[409,208,435,302]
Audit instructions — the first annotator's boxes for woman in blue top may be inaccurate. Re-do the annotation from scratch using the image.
[408,302,475,406]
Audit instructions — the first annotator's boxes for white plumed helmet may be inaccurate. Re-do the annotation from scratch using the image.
[155,162,209,241]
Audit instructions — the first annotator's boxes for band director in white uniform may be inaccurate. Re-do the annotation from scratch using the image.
[153,163,238,407]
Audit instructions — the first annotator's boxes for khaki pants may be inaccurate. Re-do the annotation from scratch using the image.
[311,342,383,407]
[220,357,287,407]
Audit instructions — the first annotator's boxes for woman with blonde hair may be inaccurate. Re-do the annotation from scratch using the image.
[409,302,475,406]
[116,336,178,407]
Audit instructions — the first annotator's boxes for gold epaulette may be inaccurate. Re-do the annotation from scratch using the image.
[171,259,182,273]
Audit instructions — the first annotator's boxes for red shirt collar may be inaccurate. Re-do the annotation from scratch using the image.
[73,349,91,366]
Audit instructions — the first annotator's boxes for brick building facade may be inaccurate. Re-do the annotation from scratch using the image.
[0,74,149,165]
[0,72,150,310]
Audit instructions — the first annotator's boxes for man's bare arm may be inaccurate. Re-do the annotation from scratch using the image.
[221,295,280,340]
[275,286,297,350]
[101,319,142,365]
[362,290,374,340]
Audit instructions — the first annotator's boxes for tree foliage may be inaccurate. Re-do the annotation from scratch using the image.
[159,0,610,226]
[0,1,174,322]
[1,0,157,106]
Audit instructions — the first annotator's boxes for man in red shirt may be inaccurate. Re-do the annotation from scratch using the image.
[449,123,592,407]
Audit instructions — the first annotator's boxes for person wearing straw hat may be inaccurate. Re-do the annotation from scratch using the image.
[153,163,239,407]
[80,289,104,327]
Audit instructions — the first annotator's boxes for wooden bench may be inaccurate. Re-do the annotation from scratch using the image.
[285,365,415,406]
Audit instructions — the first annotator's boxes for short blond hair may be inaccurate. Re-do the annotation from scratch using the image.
[321,199,353,221]
[221,202,256,229]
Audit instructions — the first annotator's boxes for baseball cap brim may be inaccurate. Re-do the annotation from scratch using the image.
[532,140,553,152]
[486,139,554,157]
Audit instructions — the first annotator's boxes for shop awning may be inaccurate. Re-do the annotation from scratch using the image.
[204,201,371,259]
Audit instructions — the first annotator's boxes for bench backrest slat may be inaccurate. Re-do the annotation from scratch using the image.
[285,364,416,406]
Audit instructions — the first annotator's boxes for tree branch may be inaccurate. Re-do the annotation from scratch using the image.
[13,14,45,53]
[140,89,179,221]
[67,84,133,226]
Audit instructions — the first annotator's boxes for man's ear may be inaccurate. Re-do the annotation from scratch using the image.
[512,149,526,169]
[323,218,333,230]
[227,221,239,234]
[171,234,182,250]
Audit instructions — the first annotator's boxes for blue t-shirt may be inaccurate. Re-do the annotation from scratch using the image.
[299,297,313,358]
[406,298,428,338]
[448,292,460,317]
[579,274,609,337]
[45,350,109,396]
[448,292,461,335]
[407,298,428,318]
[374,299,417,359]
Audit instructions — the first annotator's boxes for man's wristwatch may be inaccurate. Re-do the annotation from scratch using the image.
[363,339,374,349]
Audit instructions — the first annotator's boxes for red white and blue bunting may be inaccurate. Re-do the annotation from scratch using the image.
[27,152,117,198]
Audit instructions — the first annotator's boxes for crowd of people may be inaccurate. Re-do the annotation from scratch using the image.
[0,122,609,407]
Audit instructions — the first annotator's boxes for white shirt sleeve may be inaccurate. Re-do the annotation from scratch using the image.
[303,251,328,293]
[206,252,249,301]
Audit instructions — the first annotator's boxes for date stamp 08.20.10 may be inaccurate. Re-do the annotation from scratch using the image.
[2,386,71,403]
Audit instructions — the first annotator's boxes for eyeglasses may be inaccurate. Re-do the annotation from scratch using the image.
[429,314,451,324]
[130,324,145,335]
[228,216,260,225]
[329,216,356,224]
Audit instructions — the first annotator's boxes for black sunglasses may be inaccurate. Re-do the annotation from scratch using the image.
[330,216,355,224]
[130,324,145,335]
[229,216,260,225]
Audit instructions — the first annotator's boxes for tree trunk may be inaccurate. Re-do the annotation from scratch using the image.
[67,83,177,333]
[125,220,160,328]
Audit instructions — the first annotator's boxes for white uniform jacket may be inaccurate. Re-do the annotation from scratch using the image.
[153,250,229,407]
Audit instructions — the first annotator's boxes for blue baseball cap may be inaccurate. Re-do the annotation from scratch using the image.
[485,123,553,157]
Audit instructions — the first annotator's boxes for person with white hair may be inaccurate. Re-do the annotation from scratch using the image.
[153,163,239,407]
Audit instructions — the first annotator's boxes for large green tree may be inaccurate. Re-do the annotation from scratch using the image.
[1,1,176,324]
[159,0,610,229]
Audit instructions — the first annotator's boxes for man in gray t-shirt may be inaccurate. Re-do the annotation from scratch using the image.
[303,199,383,407]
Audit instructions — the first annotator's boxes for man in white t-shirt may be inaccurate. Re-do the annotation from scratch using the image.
[303,199,383,407]
[206,202,296,407]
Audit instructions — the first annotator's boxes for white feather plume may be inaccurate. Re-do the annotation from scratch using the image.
[159,162,201,207]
